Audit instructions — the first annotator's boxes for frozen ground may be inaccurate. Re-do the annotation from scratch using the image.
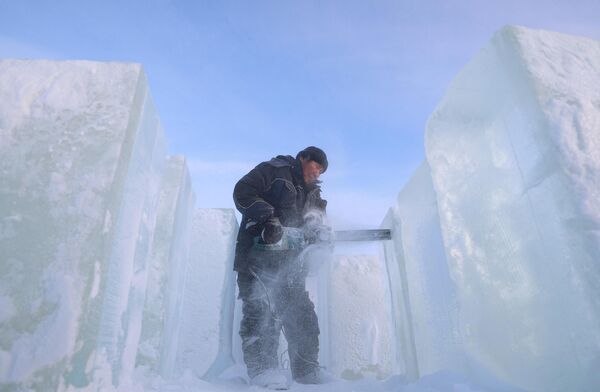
[134,367,516,392]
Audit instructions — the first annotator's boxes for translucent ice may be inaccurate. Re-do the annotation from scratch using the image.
[175,208,238,379]
[426,26,600,391]
[381,162,463,380]
[136,156,195,378]
[0,60,166,390]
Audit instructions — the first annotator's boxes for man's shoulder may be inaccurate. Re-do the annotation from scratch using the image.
[264,155,295,168]
[254,155,296,175]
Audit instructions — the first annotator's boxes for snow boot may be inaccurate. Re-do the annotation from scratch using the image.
[250,369,290,390]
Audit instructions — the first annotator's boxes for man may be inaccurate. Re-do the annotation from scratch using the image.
[232,146,329,389]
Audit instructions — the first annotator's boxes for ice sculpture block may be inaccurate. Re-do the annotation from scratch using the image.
[426,26,600,391]
[176,208,238,379]
[136,156,195,378]
[382,161,463,380]
[0,60,166,390]
[327,255,395,379]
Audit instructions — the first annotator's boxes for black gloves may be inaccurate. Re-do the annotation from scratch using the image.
[261,217,283,244]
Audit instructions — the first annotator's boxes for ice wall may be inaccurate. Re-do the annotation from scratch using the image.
[136,156,195,378]
[176,208,238,380]
[0,60,166,390]
[327,255,395,380]
[381,161,463,380]
[425,26,600,391]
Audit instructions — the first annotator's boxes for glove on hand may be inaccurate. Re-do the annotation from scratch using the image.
[261,217,283,244]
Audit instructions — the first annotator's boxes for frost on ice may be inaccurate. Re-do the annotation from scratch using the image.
[422,26,600,390]
[0,60,166,390]
[381,25,600,392]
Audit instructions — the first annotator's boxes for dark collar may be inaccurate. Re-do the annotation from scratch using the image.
[291,159,322,192]
[291,158,305,186]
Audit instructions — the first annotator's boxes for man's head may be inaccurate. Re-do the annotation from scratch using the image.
[296,146,328,185]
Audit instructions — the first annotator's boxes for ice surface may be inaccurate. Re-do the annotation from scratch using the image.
[425,26,600,391]
[136,156,195,378]
[175,208,238,379]
[381,161,464,380]
[0,60,166,390]
[95,69,166,387]
[327,255,396,380]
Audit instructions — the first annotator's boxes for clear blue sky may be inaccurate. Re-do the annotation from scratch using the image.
[1,0,599,228]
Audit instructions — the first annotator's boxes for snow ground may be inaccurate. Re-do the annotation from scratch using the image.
[132,362,522,392]
[137,368,514,392]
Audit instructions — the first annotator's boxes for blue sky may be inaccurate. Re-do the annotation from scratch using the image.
[1,0,599,228]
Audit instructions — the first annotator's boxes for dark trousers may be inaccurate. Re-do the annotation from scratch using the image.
[237,258,320,380]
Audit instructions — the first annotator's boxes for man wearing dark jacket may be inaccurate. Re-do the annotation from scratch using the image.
[233,146,329,389]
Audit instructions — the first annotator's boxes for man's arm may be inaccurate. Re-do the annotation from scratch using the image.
[233,165,275,227]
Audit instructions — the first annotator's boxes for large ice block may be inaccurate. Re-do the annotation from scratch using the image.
[136,156,195,378]
[381,161,464,380]
[175,208,238,379]
[0,60,166,390]
[426,26,600,391]
[327,255,395,379]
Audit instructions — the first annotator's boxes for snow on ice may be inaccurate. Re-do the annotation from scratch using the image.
[0,60,166,390]
[2,25,600,392]
[426,25,600,391]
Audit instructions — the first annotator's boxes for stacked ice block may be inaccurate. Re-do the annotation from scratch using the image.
[327,255,396,380]
[427,26,600,391]
[0,60,166,390]
[0,60,240,391]
[381,162,463,381]
[384,26,600,391]
[175,208,238,379]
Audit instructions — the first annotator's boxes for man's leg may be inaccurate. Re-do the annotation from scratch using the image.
[237,270,280,378]
[278,285,320,380]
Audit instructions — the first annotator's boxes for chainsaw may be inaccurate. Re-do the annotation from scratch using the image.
[253,225,392,251]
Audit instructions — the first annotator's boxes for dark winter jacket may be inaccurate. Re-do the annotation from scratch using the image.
[232,155,327,271]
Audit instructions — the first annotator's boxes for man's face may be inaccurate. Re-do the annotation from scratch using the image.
[300,157,324,185]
